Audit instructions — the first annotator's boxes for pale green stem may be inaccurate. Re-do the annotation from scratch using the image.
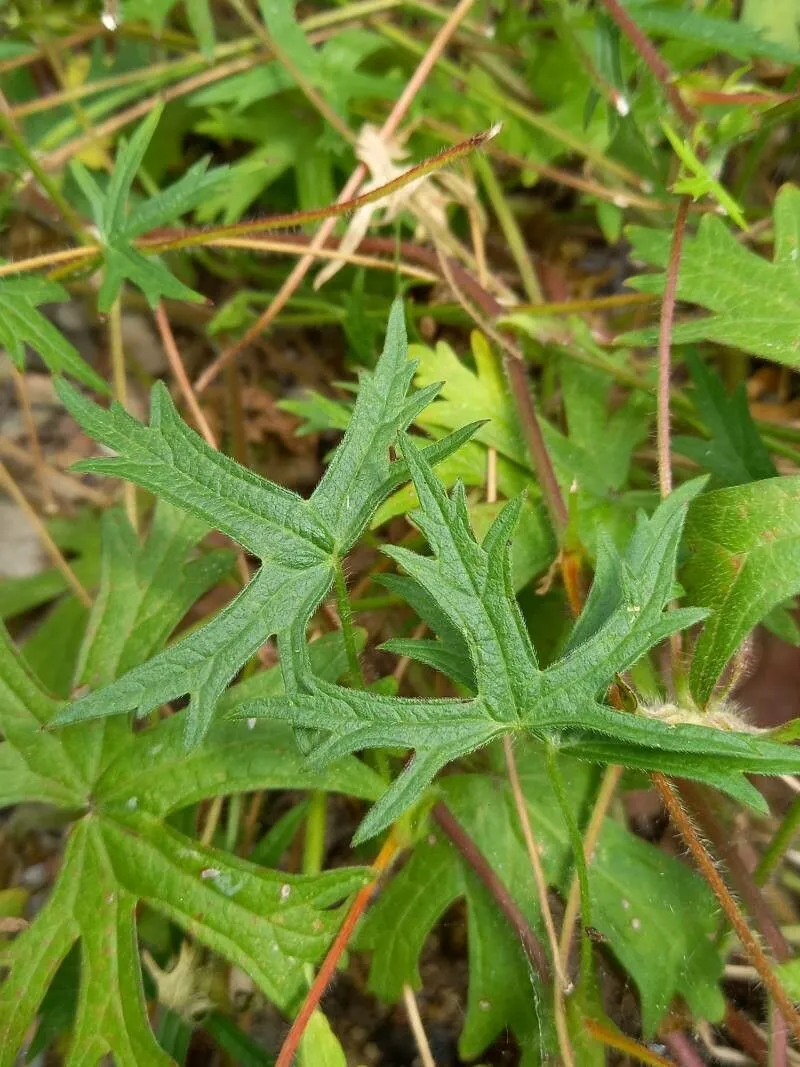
[473,153,543,304]
[546,742,592,988]
[0,108,87,243]
[756,793,800,887]
[302,791,328,876]
[109,297,137,532]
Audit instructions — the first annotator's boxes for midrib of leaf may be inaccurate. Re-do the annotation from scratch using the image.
[102,808,369,1009]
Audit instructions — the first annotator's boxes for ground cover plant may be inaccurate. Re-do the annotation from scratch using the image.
[3,1,800,1065]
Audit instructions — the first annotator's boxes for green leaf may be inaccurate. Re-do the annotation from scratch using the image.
[53,300,471,746]
[234,441,800,841]
[121,158,229,240]
[104,105,165,237]
[0,276,109,391]
[672,351,777,488]
[360,750,724,1052]
[76,501,234,690]
[186,0,216,57]
[298,1010,347,1067]
[258,0,320,74]
[621,185,800,367]
[69,106,229,309]
[0,505,373,1064]
[629,3,800,65]
[742,0,800,52]
[98,242,205,311]
[683,477,800,704]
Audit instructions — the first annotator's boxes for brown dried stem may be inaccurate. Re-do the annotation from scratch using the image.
[193,0,480,393]
[0,461,91,608]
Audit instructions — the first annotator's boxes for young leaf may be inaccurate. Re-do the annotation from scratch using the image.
[53,300,476,745]
[672,351,777,487]
[683,476,800,704]
[70,107,229,310]
[621,184,800,367]
[0,276,108,392]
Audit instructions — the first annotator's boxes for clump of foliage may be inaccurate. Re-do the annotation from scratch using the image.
[4,1,800,1065]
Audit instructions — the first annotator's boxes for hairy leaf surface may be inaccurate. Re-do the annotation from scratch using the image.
[235,441,800,840]
[54,300,474,745]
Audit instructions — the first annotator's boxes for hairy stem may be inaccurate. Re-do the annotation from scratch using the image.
[652,773,800,1044]
[679,782,791,963]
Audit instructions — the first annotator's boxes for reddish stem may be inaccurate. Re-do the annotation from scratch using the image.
[656,197,690,498]
[274,834,400,1067]
[596,0,696,127]
[433,802,550,981]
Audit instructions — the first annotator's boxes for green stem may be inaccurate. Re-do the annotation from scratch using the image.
[755,793,800,886]
[545,742,593,987]
[0,108,88,244]
[108,297,138,533]
[302,791,328,876]
[225,793,241,854]
[473,154,543,304]
[334,561,366,689]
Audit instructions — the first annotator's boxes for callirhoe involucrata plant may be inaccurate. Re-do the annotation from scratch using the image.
[3,301,800,1065]
[53,301,800,832]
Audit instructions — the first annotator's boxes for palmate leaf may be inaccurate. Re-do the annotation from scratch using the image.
[52,300,477,745]
[359,751,724,1058]
[672,350,777,488]
[621,184,800,367]
[0,505,378,1066]
[70,104,229,311]
[234,438,800,841]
